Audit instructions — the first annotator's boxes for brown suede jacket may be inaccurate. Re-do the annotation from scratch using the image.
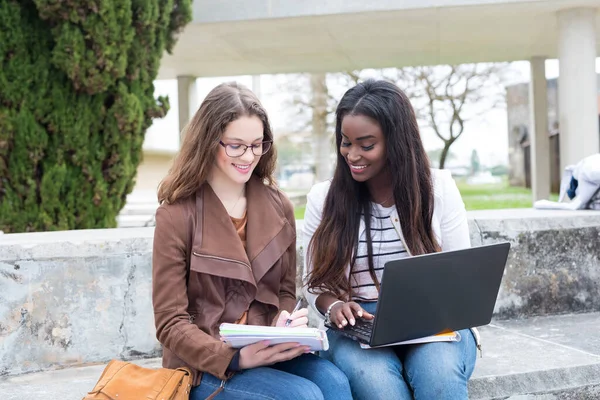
[152,176,297,386]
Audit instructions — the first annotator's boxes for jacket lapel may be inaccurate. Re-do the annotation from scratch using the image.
[190,178,295,294]
[246,177,295,285]
[191,184,255,287]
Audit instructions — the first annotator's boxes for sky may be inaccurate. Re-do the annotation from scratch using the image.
[144,58,600,168]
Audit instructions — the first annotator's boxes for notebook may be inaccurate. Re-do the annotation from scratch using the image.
[359,331,461,349]
[219,323,329,351]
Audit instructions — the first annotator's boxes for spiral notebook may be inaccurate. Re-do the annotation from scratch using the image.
[219,323,329,351]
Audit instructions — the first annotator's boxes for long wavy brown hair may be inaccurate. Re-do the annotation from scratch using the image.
[158,82,276,204]
[307,80,440,299]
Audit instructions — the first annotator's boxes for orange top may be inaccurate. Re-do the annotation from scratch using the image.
[231,212,248,325]
[230,212,247,250]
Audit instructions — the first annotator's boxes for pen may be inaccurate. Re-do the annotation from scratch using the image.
[284,299,303,327]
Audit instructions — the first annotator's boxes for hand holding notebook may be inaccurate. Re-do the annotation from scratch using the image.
[220,323,329,351]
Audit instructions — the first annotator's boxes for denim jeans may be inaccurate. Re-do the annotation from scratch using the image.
[189,353,352,400]
[321,302,477,400]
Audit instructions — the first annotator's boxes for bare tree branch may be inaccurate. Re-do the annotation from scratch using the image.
[279,63,510,171]
[391,62,509,168]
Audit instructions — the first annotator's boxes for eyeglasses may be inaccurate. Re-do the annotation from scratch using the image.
[219,140,273,158]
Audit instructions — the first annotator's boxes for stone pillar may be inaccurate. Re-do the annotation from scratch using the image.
[177,75,198,145]
[252,75,262,100]
[529,57,551,201]
[311,73,332,182]
[557,8,599,171]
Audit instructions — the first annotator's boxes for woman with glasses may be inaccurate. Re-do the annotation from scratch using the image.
[152,82,352,400]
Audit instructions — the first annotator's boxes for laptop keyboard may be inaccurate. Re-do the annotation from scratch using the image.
[327,318,374,344]
[347,318,374,337]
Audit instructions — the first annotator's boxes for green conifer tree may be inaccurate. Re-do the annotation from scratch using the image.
[0,0,191,232]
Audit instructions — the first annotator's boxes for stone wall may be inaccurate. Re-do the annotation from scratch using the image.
[467,209,600,319]
[1,209,599,375]
[0,229,158,376]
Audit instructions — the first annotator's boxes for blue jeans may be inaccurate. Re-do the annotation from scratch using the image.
[321,302,477,400]
[189,353,352,400]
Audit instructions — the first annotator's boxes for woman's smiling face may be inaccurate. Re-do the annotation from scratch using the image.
[339,114,387,183]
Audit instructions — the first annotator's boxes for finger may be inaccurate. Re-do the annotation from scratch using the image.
[342,305,356,326]
[246,340,271,353]
[361,310,375,319]
[334,308,348,328]
[275,310,291,327]
[260,342,301,357]
[289,308,308,320]
[348,302,362,317]
[270,346,308,363]
[289,316,308,328]
[261,343,304,362]
[348,303,373,319]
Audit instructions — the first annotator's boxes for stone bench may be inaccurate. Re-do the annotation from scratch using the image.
[1,209,600,398]
[1,312,599,399]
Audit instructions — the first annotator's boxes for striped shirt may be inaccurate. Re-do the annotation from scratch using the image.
[351,203,408,302]
[303,171,471,319]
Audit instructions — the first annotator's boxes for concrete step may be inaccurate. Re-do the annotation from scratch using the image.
[1,313,599,399]
[115,214,155,228]
[119,203,159,216]
[470,313,600,399]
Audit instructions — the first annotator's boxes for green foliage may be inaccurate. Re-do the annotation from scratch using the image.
[291,179,560,218]
[0,0,191,232]
[455,179,558,210]
[470,149,480,175]
[489,164,509,176]
[426,147,455,168]
[293,205,306,220]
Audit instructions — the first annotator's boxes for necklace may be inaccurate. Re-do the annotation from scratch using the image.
[375,192,394,207]
[227,187,245,215]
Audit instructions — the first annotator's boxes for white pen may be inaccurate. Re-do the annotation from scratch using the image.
[284,299,303,327]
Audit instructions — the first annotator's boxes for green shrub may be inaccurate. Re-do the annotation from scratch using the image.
[0,0,191,232]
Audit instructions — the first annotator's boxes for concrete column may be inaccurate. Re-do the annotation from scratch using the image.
[557,8,599,171]
[311,73,332,182]
[252,75,262,100]
[529,57,551,201]
[177,75,198,145]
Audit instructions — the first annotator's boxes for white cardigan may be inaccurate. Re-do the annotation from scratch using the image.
[302,168,471,317]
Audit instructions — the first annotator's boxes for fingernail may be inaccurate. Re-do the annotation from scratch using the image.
[342,320,347,326]
[350,319,355,326]
[338,324,343,328]
[357,311,363,317]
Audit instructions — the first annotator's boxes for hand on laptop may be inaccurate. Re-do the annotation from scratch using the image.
[329,301,374,329]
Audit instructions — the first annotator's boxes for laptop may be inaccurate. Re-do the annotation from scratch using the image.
[324,242,510,347]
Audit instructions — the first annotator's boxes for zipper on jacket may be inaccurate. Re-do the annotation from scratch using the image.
[192,252,251,270]
[389,215,413,257]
